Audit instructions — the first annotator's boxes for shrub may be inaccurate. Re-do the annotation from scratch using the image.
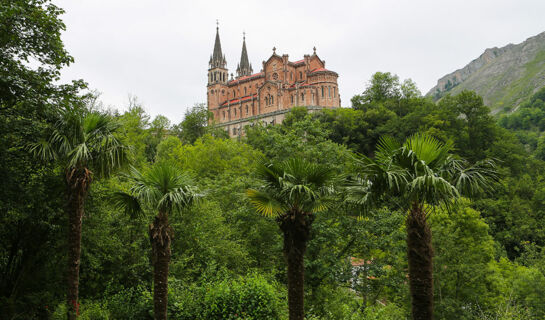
[105,285,153,319]
[201,274,283,320]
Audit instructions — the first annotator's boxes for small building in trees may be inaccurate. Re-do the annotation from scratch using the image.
[206,24,341,137]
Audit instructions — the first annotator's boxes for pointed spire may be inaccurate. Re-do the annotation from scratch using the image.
[210,20,226,69]
[237,31,252,77]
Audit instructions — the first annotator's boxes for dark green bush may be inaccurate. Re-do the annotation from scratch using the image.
[201,274,283,320]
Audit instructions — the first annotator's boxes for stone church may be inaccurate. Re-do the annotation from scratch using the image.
[207,24,341,137]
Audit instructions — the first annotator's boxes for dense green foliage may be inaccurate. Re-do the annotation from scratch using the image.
[2,2,545,319]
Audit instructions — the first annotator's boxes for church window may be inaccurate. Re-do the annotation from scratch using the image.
[299,71,302,80]
[321,86,324,97]
[329,86,331,98]
[246,105,248,115]
[333,87,336,97]
[271,95,274,105]
[244,87,247,95]
[301,93,304,102]
[291,95,294,103]
[265,97,269,105]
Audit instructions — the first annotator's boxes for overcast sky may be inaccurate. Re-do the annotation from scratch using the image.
[54,0,545,123]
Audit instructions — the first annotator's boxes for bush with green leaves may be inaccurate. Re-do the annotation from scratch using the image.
[201,274,284,320]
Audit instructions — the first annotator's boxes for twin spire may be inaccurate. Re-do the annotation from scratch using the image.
[209,22,226,69]
[209,22,253,78]
[236,32,253,77]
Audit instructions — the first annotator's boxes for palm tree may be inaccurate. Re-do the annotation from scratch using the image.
[246,158,338,320]
[113,163,199,320]
[354,133,496,320]
[30,106,128,320]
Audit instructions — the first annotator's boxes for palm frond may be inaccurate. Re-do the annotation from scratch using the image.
[28,140,58,161]
[112,191,144,219]
[450,158,498,197]
[404,133,452,168]
[375,136,401,162]
[247,157,338,217]
[408,173,459,205]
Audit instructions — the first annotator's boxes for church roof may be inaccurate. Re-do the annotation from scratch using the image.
[220,94,258,106]
[310,67,338,75]
[228,72,264,84]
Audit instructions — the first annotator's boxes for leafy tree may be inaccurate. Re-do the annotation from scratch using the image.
[174,103,227,144]
[114,163,200,320]
[352,72,402,107]
[30,105,129,319]
[355,134,497,320]
[0,0,84,112]
[438,91,496,161]
[247,158,339,320]
[430,202,497,319]
[117,98,152,165]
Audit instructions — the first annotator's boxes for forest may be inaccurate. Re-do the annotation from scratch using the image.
[2,1,545,320]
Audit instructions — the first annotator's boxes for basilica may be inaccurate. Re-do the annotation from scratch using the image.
[207,24,341,137]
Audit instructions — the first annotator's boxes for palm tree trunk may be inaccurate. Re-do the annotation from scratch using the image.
[406,202,434,320]
[280,212,313,320]
[149,212,172,320]
[66,168,90,320]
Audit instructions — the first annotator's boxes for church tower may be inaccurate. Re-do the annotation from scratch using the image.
[236,33,253,78]
[207,22,228,120]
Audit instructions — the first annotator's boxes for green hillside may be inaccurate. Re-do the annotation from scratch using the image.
[428,31,545,113]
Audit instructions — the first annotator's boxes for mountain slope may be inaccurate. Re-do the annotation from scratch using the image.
[427,31,545,112]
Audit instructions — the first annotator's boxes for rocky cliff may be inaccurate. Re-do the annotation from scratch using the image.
[427,31,545,112]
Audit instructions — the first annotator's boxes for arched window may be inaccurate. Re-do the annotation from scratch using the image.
[246,105,248,115]
[301,93,304,102]
[321,86,324,98]
[265,97,269,105]
[329,86,331,98]
[333,87,336,97]
[214,72,217,81]
[271,95,274,105]
[299,71,302,80]
[291,95,294,103]
[244,87,247,95]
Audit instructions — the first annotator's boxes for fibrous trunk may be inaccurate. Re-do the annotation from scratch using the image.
[279,211,313,320]
[406,202,434,320]
[66,168,91,320]
[149,212,172,320]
